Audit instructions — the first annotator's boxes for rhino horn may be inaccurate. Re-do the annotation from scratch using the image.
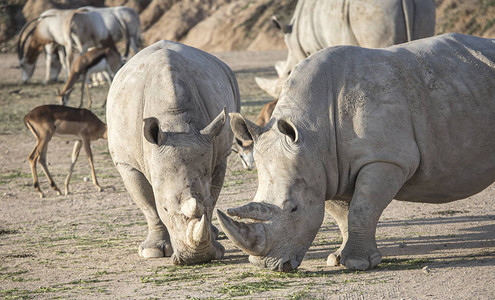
[186,214,210,247]
[192,214,210,244]
[216,209,267,256]
[255,77,282,98]
[227,202,280,221]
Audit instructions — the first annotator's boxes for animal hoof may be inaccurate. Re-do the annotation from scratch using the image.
[139,241,173,258]
[139,247,164,258]
[342,257,371,270]
[370,252,382,268]
[327,252,341,266]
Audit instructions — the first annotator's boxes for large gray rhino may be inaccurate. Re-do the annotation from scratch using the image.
[219,33,495,271]
[107,40,240,265]
[256,0,436,98]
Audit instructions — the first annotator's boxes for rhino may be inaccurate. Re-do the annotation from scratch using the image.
[256,0,436,98]
[107,40,240,265]
[218,33,495,272]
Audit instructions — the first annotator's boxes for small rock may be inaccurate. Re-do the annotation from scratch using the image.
[422,266,431,273]
[83,177,90,182]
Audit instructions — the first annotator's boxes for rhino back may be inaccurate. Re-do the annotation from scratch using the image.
[107,40,240,176]
[275,33,495,202]
[287,0,434,62]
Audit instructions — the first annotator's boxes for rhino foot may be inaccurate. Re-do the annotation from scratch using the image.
[340,249,382,270]
[139,240,173,258]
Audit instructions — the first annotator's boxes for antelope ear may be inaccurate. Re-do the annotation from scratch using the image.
[271,16,282,30]
[200,107,226,140]
[143,117,163,145]
[277,117,298,143]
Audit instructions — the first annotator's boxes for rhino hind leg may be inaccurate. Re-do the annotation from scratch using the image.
[340,162,407,270]
[324,200,350,266]
[116,163,173,258]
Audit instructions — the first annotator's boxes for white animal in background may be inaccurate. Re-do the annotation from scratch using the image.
[81,6,142,58]
[17,9,74,83]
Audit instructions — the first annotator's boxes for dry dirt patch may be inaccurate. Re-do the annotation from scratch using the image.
[0,51,494,299]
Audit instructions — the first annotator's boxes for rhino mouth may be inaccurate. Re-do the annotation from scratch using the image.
[217,204,307,272]
[170,214,225,265]
[171,239,224,265]
[248,254,302,272]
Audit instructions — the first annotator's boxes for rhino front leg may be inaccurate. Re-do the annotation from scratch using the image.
[341,162,407,270]
[325,200,350,266]
[116,163,173,258]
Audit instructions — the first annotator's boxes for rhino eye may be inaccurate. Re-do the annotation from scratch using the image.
[283,199,298,212]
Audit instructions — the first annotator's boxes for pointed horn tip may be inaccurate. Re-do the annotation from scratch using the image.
[216,209,232,228]
[192,214,209,243]
[216,209,267,256]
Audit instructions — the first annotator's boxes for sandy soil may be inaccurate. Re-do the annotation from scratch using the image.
[0,50,494,299]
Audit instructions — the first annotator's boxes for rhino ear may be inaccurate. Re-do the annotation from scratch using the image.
[271,16,282,30]
[200,107,226,140]
[230,113,265,142]
[277,117,298,143]
[143,117,163,145]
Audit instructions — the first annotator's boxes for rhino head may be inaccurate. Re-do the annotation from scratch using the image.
[218,113,326,271]
[143,109,227,265]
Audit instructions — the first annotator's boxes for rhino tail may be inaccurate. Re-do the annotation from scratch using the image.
[402,0,414,42]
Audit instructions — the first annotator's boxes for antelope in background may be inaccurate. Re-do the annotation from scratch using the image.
[17,6,136,84]
[17,9,74,83]
[57,46,123,108]
[233,98,278,170]
[24,105,107,198]
[80,6,142,58]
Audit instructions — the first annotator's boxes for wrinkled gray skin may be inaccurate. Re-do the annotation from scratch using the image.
[220,33,495,272]
[107,40,240,265]
[256,0,436,98]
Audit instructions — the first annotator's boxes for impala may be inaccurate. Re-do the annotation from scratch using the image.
[57,46,122,108]
[24,105,107,198]
[232,98,278,170]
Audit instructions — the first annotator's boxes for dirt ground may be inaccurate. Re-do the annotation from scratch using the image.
[1,50,494,299]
